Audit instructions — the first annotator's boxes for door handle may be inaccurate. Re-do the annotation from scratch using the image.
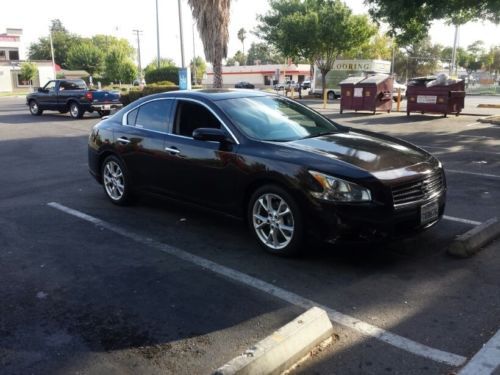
[117,137,131,144]
[165,146,180,154]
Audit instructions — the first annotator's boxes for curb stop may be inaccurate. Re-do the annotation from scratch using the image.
[213,307,333,375]
[448,217,500,258]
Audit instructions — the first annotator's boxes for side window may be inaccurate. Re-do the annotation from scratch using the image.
[174,101,221,137]
[135,99,173,132]
[44,81,56,92]
[126,108,139,126]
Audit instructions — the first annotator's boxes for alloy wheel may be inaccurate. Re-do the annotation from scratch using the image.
[103,160,125,201]
[252,193,294,250]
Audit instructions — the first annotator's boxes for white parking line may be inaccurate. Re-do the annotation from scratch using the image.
[458,329,500,375]
[443,216,482,226]
[416,145,500,156]
[446,169,500,179]
[47,202,467,367]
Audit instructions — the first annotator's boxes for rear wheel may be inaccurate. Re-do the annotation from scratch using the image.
[248,185,303,256]
[327,91,335,101]
[29,100,43,116]
[69,102,84,119]
[101,155,133,206]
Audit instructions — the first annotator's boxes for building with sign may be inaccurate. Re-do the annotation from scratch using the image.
[0,28,55,92]
[203,64,310,88]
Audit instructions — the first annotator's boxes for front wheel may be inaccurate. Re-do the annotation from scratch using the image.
[69,102,84,119]
[248,185,303,256]
[98,110,111,117]
[29,100,43,116]
[101,155,133,206]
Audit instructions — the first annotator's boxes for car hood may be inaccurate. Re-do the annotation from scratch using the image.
[285,130,431,173]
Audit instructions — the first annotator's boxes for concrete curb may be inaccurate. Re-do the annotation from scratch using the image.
[478,115,500,125]
[213,307,334,375]
[478,104,500,109]
[448,217,500,258]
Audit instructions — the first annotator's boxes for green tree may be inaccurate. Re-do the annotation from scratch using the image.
[104,47,137,83]
[343,32,393,60]
[246,42,283,65]
[367,1,500,45]
[91,35,135,59]
[28,19,81,68]
[67,41,104,75]
[190,56,207,84]
[226,50,247,66]
[20,62,38,88]
[491,46,500,75]
[393,36,443,80]
[237,28,247,54]
[144,57,176,74]
[257,0,375,95]
[188,0,230,87]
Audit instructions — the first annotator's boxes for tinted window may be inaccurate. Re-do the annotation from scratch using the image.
[60,80,87,90]
[126,108,138,125]
[174,101,220,137]
[135,99,172,133]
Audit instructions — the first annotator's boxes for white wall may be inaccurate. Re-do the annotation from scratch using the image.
[37,65,55,87]
[0,66,12,92]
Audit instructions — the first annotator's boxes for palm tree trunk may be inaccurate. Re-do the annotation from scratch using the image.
[213,59,223,88]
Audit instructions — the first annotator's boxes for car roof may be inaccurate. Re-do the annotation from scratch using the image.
[148,88,269,102]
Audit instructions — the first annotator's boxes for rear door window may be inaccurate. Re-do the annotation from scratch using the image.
[134,99,173,133]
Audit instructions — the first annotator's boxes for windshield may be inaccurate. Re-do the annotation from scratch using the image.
[217,96,340,141]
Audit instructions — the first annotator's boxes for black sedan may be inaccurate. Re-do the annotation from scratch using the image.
[88,90,446,255]
[234,81,255,89]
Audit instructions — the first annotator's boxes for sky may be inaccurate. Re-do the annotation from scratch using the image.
[1,0,499,67]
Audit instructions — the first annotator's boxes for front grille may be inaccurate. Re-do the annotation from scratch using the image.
[392,171,444,207]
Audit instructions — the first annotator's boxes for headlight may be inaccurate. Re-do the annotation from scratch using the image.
[309,171,371,202]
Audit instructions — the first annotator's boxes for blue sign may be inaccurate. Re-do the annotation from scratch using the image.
[179,68,192,90]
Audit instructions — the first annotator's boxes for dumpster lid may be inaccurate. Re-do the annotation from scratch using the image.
[340,76,366,85]
[360,74,391,84]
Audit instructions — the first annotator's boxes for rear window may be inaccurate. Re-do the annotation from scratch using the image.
[134,99,173,133]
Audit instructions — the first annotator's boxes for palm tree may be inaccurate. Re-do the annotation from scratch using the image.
[237,28,246,55]
[188,0,230,88]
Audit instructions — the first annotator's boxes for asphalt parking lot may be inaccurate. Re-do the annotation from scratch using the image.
[1,96,499,375]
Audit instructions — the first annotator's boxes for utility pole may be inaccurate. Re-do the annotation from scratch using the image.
[192,21,196,84]
[155,0,160,69]
[133,29,143,80]
[178,0,185,68]
[450,24,459,77]
[49,29,56,78]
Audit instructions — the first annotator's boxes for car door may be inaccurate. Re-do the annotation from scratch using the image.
[114,98,173,189]
[161,99,239,211]
[36,80,57,109]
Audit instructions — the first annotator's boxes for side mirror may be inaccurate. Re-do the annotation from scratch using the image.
[37,87,44,93]
[192,128,229,143]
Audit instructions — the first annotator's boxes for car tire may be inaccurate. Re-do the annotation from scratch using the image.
[327,91,335,101]
[98,110,111,117]
[29,100,43,116]
[69,102,84,119]
[247,185,303,256]
[101,155,134,206]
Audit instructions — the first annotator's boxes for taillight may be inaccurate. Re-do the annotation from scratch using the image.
[85,92,93,101]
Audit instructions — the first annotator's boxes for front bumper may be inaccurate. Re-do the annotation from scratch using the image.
[307,191,446,242]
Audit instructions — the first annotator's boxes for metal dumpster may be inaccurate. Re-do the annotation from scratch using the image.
[406,77,465,117]
[339,76,365,113]
[340,74,393,114]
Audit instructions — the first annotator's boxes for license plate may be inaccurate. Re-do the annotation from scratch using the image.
[103,105,111,110]
[420,200,439,224]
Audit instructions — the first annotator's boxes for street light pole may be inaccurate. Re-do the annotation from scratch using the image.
[155,0,160,69]
[49,30,56,78]
[178,0,185,68]
[450,24,459,77]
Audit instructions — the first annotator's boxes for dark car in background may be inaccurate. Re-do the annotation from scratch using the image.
[234,81,255,89]
[88,90,446,256]
[27,79,122,119]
